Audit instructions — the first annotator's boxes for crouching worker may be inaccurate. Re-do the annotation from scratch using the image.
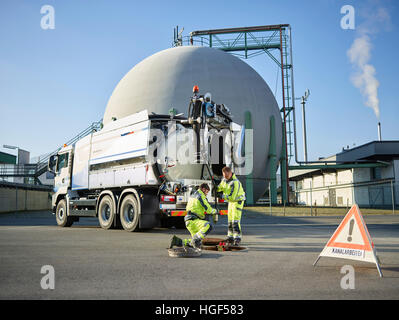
[170,183,217,249]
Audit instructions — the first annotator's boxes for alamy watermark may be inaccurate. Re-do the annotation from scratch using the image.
[146,123,254,175]
[341,5,355,30]
[340,265,355,290]
[40,5,55,30]
[40,265,55,290]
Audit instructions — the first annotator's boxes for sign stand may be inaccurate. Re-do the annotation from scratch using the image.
[313,204,383,277]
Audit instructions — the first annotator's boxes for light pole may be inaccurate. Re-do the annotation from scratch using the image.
[301,89,310,162]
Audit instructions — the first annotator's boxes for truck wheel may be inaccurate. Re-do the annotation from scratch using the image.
[56,199,73,227]
[120,194,140,232]
[98,195,116,230]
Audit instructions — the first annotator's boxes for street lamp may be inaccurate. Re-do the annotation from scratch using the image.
[301,89,310,162]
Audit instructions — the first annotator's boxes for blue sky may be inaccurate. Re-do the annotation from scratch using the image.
[0,0,397,163]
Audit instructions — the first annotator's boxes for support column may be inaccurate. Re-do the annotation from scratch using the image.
[268,116,277,205]
[280,121,288,204]
[245,111,254,205]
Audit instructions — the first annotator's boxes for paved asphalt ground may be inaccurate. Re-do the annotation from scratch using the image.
[0,210,398,300]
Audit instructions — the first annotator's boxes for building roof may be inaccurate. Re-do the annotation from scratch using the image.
[0,151,16,165]
[336,141,399,162]
[289,140,399,181]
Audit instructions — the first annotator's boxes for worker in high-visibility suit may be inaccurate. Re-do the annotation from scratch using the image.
[170,183,217,249]
[217,167,246,246]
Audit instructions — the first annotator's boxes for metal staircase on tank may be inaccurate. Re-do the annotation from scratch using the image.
[0,120,102,185]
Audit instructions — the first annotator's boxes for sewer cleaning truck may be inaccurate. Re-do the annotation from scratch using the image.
[48,88,246,231]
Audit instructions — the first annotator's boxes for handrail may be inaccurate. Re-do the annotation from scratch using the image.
[0,120,102,182]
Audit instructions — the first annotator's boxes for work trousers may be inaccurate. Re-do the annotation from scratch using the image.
[184,218,212,248]
[227,200,244,241]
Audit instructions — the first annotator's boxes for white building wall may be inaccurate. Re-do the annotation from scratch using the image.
[337,170,352,184]
[324,172,337,186]
[335,169,354,206]
[294,159,398,208]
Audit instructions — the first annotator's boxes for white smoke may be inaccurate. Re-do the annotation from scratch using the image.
[347,34,380,118]
[347,4,391,119]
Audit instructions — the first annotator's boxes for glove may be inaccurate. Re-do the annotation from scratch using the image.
[211,208,217,215]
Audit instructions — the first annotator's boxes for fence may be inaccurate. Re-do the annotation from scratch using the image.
[0,181,52,213]
[294,179,398,213]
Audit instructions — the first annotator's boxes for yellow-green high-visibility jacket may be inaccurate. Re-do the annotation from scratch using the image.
[185,189,216,221]
[217,173,246,202]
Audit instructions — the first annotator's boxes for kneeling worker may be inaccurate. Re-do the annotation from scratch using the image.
[217,166,246,246]
[170,183,217,249]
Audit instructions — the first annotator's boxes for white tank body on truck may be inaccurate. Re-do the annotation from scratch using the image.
[48,89,247,231]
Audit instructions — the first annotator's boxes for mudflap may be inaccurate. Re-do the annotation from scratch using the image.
[139,189,161,229]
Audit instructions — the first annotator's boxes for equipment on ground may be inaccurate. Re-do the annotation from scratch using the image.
[168,247,202,258]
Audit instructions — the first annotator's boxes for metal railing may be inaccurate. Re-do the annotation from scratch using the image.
[0,120,102,185]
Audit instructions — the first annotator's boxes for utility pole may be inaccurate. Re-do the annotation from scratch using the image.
[301,89,310,162]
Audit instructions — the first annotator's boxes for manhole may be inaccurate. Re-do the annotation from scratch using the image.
[202,245,248,252]
[202,237,226,246]
[202,237,248,252]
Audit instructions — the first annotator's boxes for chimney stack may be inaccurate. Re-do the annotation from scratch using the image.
[378,122,382,141]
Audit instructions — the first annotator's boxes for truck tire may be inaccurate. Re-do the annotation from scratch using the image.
[98,195,116,230]
[120,194,140,232]
[56,199,73,227]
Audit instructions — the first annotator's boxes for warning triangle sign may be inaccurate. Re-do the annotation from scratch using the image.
[313,204,382,277]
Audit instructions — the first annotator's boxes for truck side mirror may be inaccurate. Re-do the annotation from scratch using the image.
[48,155,56,174]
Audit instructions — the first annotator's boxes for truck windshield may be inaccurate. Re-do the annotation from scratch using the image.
[56,153,69,172]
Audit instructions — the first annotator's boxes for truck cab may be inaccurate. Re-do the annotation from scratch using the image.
[48,145,73,209]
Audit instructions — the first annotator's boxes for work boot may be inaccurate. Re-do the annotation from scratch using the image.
[225,237,234,245]
[170,235,183,249]
[190,238,202,250]
[233,238,241,246]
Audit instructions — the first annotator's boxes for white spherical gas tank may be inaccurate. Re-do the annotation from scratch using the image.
[104,46,282,201]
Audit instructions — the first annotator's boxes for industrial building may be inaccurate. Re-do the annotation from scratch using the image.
[289,141,399,209]
[0,151,16,165]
